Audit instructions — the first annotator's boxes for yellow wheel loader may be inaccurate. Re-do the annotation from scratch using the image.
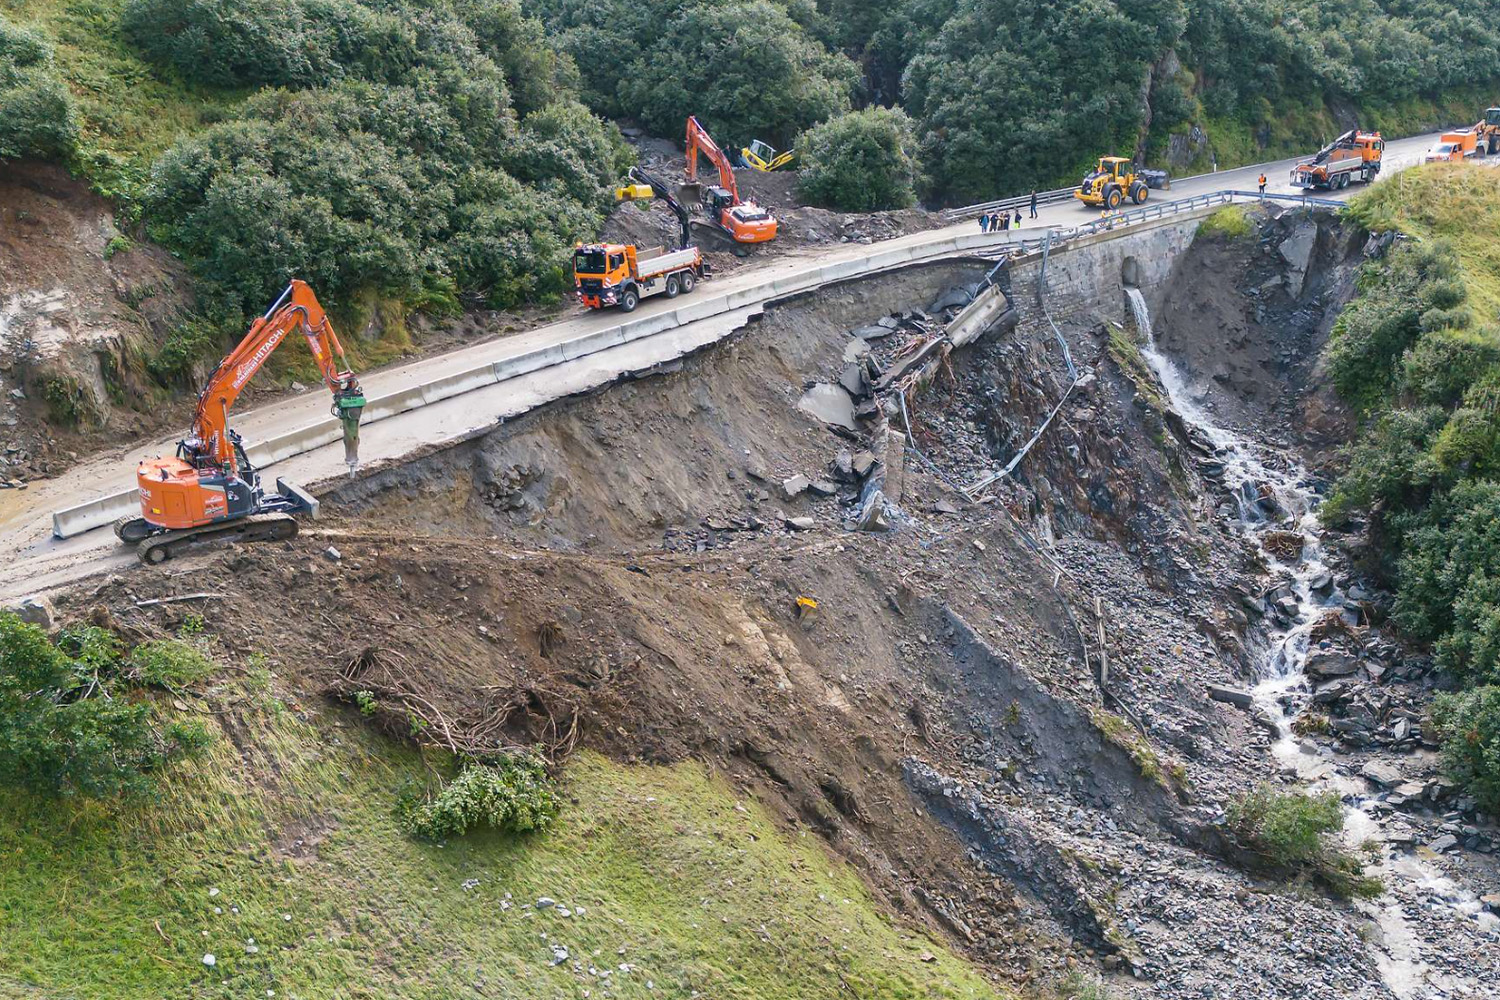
[1074,156,1164,209]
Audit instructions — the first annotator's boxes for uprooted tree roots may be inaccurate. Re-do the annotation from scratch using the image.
[332,646,580,762]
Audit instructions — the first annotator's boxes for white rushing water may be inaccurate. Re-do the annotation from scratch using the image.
[1124,286,1497,998]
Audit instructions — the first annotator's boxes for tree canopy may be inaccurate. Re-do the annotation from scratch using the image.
[796,107,920,212]
[130,0,629,324]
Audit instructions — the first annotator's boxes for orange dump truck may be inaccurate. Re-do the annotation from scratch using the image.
[1290,129,1384,190]
[573,243,707,312]
[1426,130,1479,162]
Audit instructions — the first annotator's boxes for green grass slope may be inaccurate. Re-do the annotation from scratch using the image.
[1349,161,1500,321]
[0,671,1002,1000]
[0,0,237,202]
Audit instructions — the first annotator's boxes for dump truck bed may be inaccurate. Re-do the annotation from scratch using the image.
[635,247,701,279]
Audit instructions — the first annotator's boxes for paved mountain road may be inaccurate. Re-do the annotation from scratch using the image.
[0,130,1447,599]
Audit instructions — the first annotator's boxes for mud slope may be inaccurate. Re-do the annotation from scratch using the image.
[50,239,1424,997]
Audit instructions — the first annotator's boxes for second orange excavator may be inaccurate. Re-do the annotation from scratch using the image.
[115,280,365,563]
[684,116,777,246]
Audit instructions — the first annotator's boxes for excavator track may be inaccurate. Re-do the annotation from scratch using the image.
[135,512,299,565]
[689,220,753,257]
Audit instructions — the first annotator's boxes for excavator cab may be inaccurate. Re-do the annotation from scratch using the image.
[1486,108,1500,128]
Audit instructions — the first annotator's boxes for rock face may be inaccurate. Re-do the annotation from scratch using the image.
[8,595,55,630]
[1278,219,1318,298]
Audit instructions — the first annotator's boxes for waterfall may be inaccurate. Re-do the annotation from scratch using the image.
[1129,280,1499,993]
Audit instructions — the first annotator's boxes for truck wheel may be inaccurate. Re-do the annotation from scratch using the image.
[1105,186,1123,210]
[680,271,696,293]
[620,288,639,313]
[665,275,681,299]
[1131,182,1147,205]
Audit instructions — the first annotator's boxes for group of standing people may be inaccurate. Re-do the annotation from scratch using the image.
[978,190,1040,234]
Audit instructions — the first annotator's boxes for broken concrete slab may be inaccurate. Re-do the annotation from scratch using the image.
[1207,685,1254,709]
[843,338,872,363]
[839,362,868,398]
[851,324,892,341]
[851,451,876,477]
[796,383,857,429]
[785,515,816,531]
[782,474,810,500]
[856,490,889,532]
[808,479,838,497]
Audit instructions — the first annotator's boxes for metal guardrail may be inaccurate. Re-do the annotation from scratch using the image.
[964,188,1346,262]
[942,185,1074,221]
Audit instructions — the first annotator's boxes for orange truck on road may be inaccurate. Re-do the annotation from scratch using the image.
[1426,130,1479,162]
[1291,129,1384,190]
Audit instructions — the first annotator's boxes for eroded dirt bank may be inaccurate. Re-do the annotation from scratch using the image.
[52,214,1499,997]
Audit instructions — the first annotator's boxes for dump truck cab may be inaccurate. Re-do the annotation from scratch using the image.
[1075,156,1152,209]
[574,244,632,309]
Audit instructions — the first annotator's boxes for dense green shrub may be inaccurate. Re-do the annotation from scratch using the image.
[1393,481,1500,685]
[397,755,558,840]
[0,16,78,162]
[1326,241,1465,414]
[134,0,625,322]
[1227,785,1382,899]
[0,614,209,800]
[128,638,215,689]
[795,107,919,212]
[533,0,855,147]
[1431,687,1500,814]
[121,0,354,89]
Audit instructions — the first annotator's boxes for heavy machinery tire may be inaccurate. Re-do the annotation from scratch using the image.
[665,275,680,298]
[680,271,696,294]
[1131,182,1148,205]
[1105,186,1123,210]
[1341,173,1351,189]
[620,288,639,313]
[113,515,153,543]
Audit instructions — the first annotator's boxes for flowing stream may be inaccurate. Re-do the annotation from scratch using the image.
[1124,286,1496,998]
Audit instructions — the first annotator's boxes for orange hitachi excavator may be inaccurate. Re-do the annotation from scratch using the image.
[684,116,777,245]
[115,280,365,564]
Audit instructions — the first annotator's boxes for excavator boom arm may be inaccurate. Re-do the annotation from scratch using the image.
[190,280,356,466]
[625,166,693,250]
[685,115,739,204]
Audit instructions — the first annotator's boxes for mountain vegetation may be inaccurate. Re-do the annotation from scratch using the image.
[1329,163,1500,810]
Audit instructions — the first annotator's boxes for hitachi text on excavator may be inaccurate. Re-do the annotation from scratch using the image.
[115,280,365,564]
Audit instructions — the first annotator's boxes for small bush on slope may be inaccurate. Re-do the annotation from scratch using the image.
[396,755,557,840]
[0,614,208,800]
[0,16,78,162]
[1228,786,1382,900]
